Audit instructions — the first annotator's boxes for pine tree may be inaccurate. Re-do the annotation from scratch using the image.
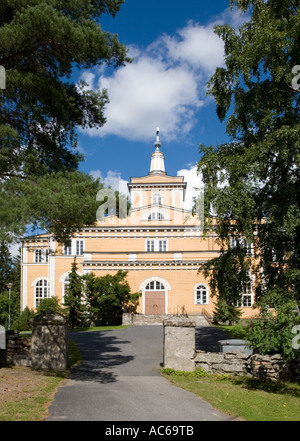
[0,0,130,244]
[64,258,85,329]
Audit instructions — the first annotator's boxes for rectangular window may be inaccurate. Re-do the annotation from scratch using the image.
[34,249,49,263]
[159,240,167,252]
[63,244,72,255]
[146,239,168,252]
[236,279,253,307]
[147,240,155,252]
[76,240,84,255]
[35,249,42,263]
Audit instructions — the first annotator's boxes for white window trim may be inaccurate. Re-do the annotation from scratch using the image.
[194,284,209,305]
[145,239,168,252]
[152,192,162,205]
[230,237,254,255]
[34,279,49,308]
[143,209,169,221]
[236,273,254,307]
[63,239,85,256]
[34,248,49,263]
[76,239,84,256]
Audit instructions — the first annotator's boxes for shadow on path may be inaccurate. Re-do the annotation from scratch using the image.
[196,326,232,352]
[69,331,134,384]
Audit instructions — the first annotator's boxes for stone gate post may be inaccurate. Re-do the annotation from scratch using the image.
[163,316,196,372]
[30,312,68,371]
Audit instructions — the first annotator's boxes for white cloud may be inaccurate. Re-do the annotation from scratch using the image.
[162,21,224,75]
[78,7,250,143]
[90,169,129,196]
[78,9,238,143]
[177,164,204,210]
[93,55,203,142]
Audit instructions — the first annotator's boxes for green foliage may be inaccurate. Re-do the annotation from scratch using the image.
[36,296,65,316]
[84,270,139,325]
[12,306,34,331]
[0,241,20,294]
[22,171,103,245]
[161,368,209,378]
[0,288,20,329]
[202,247,249,324]
[198,0,300,359]
[246,292,300,361]
[64,258,85,329]
[213,298,242,326]
[0,0,131,243]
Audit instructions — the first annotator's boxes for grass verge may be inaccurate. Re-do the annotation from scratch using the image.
[161,368,300,421]
[0,325,129,421]
[0,339,84,421]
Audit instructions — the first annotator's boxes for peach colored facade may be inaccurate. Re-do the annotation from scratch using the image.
[21,131,257,319]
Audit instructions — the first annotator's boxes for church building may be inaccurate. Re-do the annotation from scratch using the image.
[20,130,256,320]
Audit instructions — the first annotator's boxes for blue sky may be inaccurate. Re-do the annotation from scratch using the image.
[75,0,248,206]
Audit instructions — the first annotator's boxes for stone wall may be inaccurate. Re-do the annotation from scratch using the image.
[31,312,68,371]
[194,351,300,381]
[0,312,69,371]
[122,313,210,327]
[163,316,195,372]
[194,350,251,376]
[162,318,300,381]
[0,331,32,367]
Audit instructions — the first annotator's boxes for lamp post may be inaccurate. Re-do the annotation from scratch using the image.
[6,283,13,331]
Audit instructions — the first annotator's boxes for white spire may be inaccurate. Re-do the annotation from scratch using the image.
[149,128,166,175]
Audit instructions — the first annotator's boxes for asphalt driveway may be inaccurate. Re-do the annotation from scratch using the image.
[46,326,232,421]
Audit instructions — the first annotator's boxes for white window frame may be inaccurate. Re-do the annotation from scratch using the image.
[230,236,253,255]
[35,279,49,307]
[145,281,165,290]
[76,239,84,255]
[152,192,162,205]
[148,211,165,220]
[147,240,155,252]
[194,284,209,305]
[236,274,254,307]
[62,274,70,305]
[63,244,72,255]
[34,249,49,263]
[146,239,168,252]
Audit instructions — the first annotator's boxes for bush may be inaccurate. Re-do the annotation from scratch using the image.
[36,296,65,316]
[246,300,300,362]
[12,306,35,331]
[161,368,209,378]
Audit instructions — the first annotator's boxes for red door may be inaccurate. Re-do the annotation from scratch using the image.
[145,291,165,315]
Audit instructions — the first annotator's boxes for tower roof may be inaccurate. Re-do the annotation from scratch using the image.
[149,128,166,175]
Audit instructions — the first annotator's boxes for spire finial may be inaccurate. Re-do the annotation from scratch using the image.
[154,127,161,151]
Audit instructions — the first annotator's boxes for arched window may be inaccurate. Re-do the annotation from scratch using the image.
[148,212,165,220]
[153,193,162,205]
[195,284,209,305]
[35,279,49,307]
[145,281,165,290]
[63,274,70,304]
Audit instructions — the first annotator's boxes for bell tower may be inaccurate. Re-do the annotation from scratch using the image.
[149,128,166,175]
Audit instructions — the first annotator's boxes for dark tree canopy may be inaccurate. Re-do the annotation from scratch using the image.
[198,0,300,358]
[0,0,130,243]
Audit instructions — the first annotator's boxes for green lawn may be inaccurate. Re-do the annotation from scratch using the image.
[161,369,300,421]
[0,339,82,421]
